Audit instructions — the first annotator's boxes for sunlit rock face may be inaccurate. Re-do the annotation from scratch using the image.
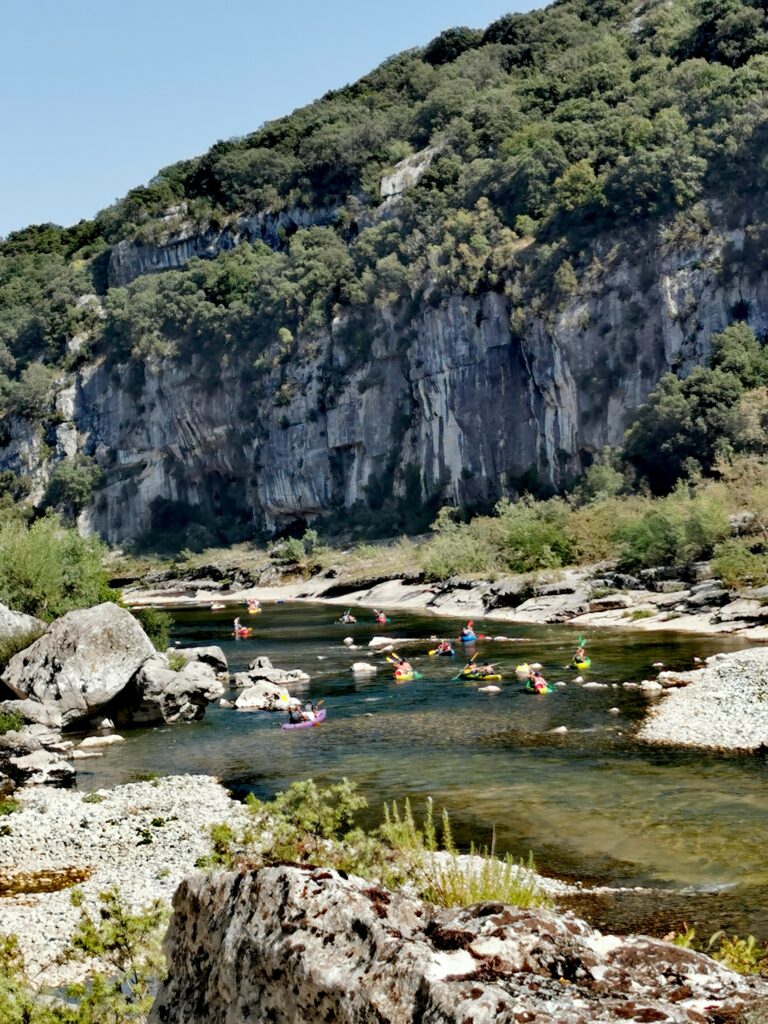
[150,864,768,1024]
[2,213,766,543]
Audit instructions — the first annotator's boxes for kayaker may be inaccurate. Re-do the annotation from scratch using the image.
[340,610,356,624]
[475,663,496,678]
[528,668,548,693]
[460,623,476,642]
[302,701,318,722]
[574,644,586,662]
[436,640,454,656]
[247,597,260,612]
[373,609,387,624]
[287,705,303,725]
[393,655,413,674]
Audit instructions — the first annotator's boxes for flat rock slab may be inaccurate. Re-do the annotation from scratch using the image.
[151,865,768,1024]
[2,603,154,727]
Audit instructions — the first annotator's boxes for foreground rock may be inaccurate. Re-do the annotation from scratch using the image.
[2,603,154,727]
[638,647,768,750]
[152,865,767,1024]
[233,655,310,688]
[0,776,250,985]
[119,652,225,725]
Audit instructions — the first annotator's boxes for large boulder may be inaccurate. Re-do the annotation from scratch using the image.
[0,603,45,643]
[0,699,62,730]
[151,865,768,1024]
[1,603,154,727]
[120,653,225,725]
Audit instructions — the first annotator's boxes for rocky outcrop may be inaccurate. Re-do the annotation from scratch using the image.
[1,603,155,727]
[233,655,310,689]
[169,645,228,677]
[638,647,768,750]
[0,726,74,788]
[119,652,225,725]
[151,865,768,1024]
[0,603,45,643]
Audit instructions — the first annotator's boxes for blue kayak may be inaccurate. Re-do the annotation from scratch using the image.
[460,633,477,643]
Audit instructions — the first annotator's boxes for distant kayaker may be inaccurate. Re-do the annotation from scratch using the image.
[393,655,413,674]
[436,640,454,656]
[247,597,261,613]
[373,609,387,624]
[528,668,548,693]
[302,701,319,722]
[340,610,356,624]
[288,704,304,725]
[460,622,476,642]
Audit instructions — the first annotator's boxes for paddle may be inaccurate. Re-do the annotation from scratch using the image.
[452,653,478,680]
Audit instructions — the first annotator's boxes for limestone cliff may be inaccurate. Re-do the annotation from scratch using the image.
[1,209,764,544]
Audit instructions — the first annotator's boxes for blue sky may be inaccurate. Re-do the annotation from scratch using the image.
[0,0,536,238]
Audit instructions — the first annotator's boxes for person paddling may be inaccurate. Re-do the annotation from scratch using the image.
[373,609,387,624]
[436,640,454,656]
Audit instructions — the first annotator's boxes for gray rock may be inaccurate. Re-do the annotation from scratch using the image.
[588,594,634,612]
[168,646,228,677]
[686,588,730,608]
[655,580,688,593]
[124,653,225,725]
[714,599,767,623]
[240,655,310,687]
[2,604,154,727]
[234,681,291,711]
[0,699,62,730]
[690,578,726,594]
[4,748,75,788]
[151,865,768,1024]
[0,603,45,642]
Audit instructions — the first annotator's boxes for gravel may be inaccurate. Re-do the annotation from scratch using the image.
[0,775,250,984]
[637,647,768,750]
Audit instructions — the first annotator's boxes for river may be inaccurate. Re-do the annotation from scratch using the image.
[75,601,768,939]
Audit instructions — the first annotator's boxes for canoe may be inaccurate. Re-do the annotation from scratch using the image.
[394,671,422,682]
[462,673,502,682]
[281,708,327,730]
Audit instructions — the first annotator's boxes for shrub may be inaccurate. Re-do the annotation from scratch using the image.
[166,650,187,672]
[0,514,112,620]
[0,711,24,736]
[712,539,768,589]
[0,629,44,672]
[130,606,174,651]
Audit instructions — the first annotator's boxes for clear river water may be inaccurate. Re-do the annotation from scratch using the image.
[76,601,768,938]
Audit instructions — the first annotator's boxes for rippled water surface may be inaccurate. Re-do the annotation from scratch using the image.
[77,602,768,935]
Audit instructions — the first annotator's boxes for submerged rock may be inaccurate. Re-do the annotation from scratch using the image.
[151,865,767,1024]
[1,604,154,727]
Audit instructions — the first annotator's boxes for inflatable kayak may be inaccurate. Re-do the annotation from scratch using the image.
[459,633,477,643]
[233,628,253,638]
[462,672,502,682]
[571,658,591,670]
[515,663,531,675]
[525,681,553,694]
[394,670,422,682]
[281,708,327,730]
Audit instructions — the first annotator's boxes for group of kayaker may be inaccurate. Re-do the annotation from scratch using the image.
[287,701,321,725]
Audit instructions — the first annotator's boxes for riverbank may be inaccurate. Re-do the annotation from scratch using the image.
[0,775,250,984]
[123,563,768,641]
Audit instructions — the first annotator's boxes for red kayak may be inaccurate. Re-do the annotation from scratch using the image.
[281,708,327,730]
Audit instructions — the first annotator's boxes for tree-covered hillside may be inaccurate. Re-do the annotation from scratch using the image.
[3,0,768,541]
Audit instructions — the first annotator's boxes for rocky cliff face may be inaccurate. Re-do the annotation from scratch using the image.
[150,864,768,1024]
[2,210,766,544]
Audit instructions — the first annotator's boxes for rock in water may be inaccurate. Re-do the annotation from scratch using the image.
[150,865,767,1024]
[234,681,291,711]
[123,654,225,725]
[233,656,309,688]
[1,604,155,727]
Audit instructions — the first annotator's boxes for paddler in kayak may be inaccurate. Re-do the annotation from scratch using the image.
[435,640,454,657]
[527,667,549,693]
[460,622,477,643]
[246,597,261,614]
[392,654,413,675]
[339,609,356,624]
[373,609,388,624]
[233,617,250,637]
